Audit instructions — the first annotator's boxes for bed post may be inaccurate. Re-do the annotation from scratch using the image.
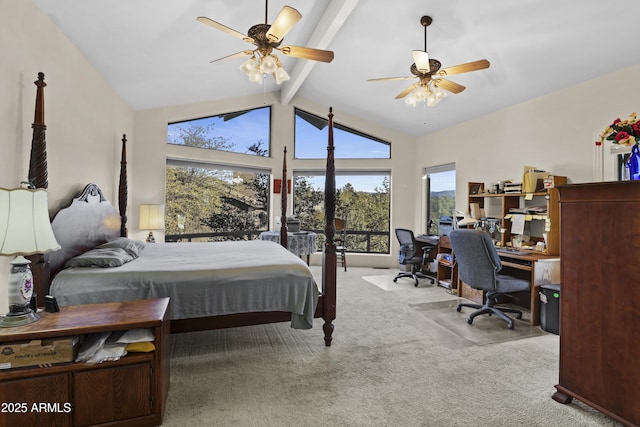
[28,72,48,190]
[27,72,50,308]
[279,146,288,248]
[323,107,337,346]
[119,134,128,237]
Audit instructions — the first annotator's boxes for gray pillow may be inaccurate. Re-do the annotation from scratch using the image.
[64,247,137,268]
[97,237,146,256]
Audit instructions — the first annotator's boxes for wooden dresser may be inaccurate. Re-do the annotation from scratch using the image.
[554,182,640,426]
[0,298,170,427]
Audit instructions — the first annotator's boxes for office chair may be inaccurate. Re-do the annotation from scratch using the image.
[393,228,436,287]
[335,218,347,271]
[449,229,530,329]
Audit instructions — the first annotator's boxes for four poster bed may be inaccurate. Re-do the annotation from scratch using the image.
[28,73,337,345]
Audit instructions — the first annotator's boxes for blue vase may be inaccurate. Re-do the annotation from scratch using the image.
[627,144,640,180]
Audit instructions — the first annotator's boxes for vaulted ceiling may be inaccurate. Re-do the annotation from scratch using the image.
[33,0,640,136]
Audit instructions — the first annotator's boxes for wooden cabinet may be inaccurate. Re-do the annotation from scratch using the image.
[553,182,640,426]
[0,298,170,427]
[467,177,566,255]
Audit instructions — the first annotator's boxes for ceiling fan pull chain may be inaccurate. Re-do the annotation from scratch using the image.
[263,75,267,104]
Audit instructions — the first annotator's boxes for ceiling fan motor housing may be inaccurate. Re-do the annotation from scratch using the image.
[411,59,441,77]
[248,24,282,48]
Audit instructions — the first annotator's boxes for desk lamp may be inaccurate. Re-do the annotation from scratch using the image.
[139,204,164,243]
[0,186,60,327]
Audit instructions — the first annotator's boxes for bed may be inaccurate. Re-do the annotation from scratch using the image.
[27,73,337,345]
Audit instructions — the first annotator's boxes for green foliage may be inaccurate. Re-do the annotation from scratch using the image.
[428,190,455,233]
[293,176,390,253]
[165,126,268,241]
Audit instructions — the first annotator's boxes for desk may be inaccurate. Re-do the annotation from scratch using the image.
[259,231,317,264]
[486,250,560,326]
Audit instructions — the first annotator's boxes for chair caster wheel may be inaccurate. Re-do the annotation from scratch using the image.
[508,323,514,329]
[414,282,419,287]
[393,278,397,283]
[456,306,462,312]
[515,313,523,319]
[467,318,473,325]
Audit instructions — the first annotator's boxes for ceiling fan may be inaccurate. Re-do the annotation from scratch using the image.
[368,16,490,106]
[197,1,334,85]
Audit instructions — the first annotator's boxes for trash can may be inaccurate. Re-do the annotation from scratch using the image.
[539,284,561,335]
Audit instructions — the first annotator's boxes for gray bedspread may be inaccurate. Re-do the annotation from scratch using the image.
[50,240,319,329]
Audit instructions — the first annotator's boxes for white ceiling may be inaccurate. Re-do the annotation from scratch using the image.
[33,0,640,137]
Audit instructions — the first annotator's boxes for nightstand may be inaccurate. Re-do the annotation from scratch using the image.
[0,298,170,427]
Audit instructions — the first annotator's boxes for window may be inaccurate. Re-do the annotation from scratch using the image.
[294,108,390,159]
[293,172,390,254]
[165,161,270,242]
[167,106,270,157]
[424,164,456,235]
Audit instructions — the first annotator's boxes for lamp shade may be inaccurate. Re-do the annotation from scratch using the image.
[139,204,164,230]
[0,187,60,256]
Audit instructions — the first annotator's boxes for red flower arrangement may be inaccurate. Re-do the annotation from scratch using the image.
[597,112,640,146]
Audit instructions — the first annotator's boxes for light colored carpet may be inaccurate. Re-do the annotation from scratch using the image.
[163,267,620,427]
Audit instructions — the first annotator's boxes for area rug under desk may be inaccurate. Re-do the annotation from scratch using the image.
[408,299,549,348]
[362,274,402,291]
[363,273,441,291]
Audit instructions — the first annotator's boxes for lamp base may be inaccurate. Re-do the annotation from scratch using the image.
[0,307,39,328]
[146,231,156,243]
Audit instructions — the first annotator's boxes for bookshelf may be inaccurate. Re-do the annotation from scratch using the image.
[467,176,566,255]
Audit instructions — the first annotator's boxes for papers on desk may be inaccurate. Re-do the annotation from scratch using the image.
[511,214,526,235]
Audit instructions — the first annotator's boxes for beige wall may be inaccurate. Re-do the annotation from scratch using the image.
[416,65,640,218]
[0,1,134,311]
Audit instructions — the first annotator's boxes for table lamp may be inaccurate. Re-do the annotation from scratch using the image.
[0,187,60,327]
[139,204,164,243]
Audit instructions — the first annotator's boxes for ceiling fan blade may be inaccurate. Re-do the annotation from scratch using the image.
[434,78,466,94]
[412,50,430,73]
[209,50,254,64]
[367,76,415,82]
[279,45,334,63]
[266,6,302,43]
[197,17,254,44]
[395,83,420,99]
[438,59,490,76]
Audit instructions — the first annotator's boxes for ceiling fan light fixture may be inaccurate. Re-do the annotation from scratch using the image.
[405,87,423,106]
[432,86,447,102]
[259,54,278,73]
[275,66,290,84]
[426,84,446,106]
[240,57,257,74]
[248,68,264,84]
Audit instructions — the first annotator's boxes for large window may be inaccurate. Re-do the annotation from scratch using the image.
[293,172,391,254]
[294,108,390,159]
[424,164,456,235]
[167,106,271,157]
[165,161,270,242]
